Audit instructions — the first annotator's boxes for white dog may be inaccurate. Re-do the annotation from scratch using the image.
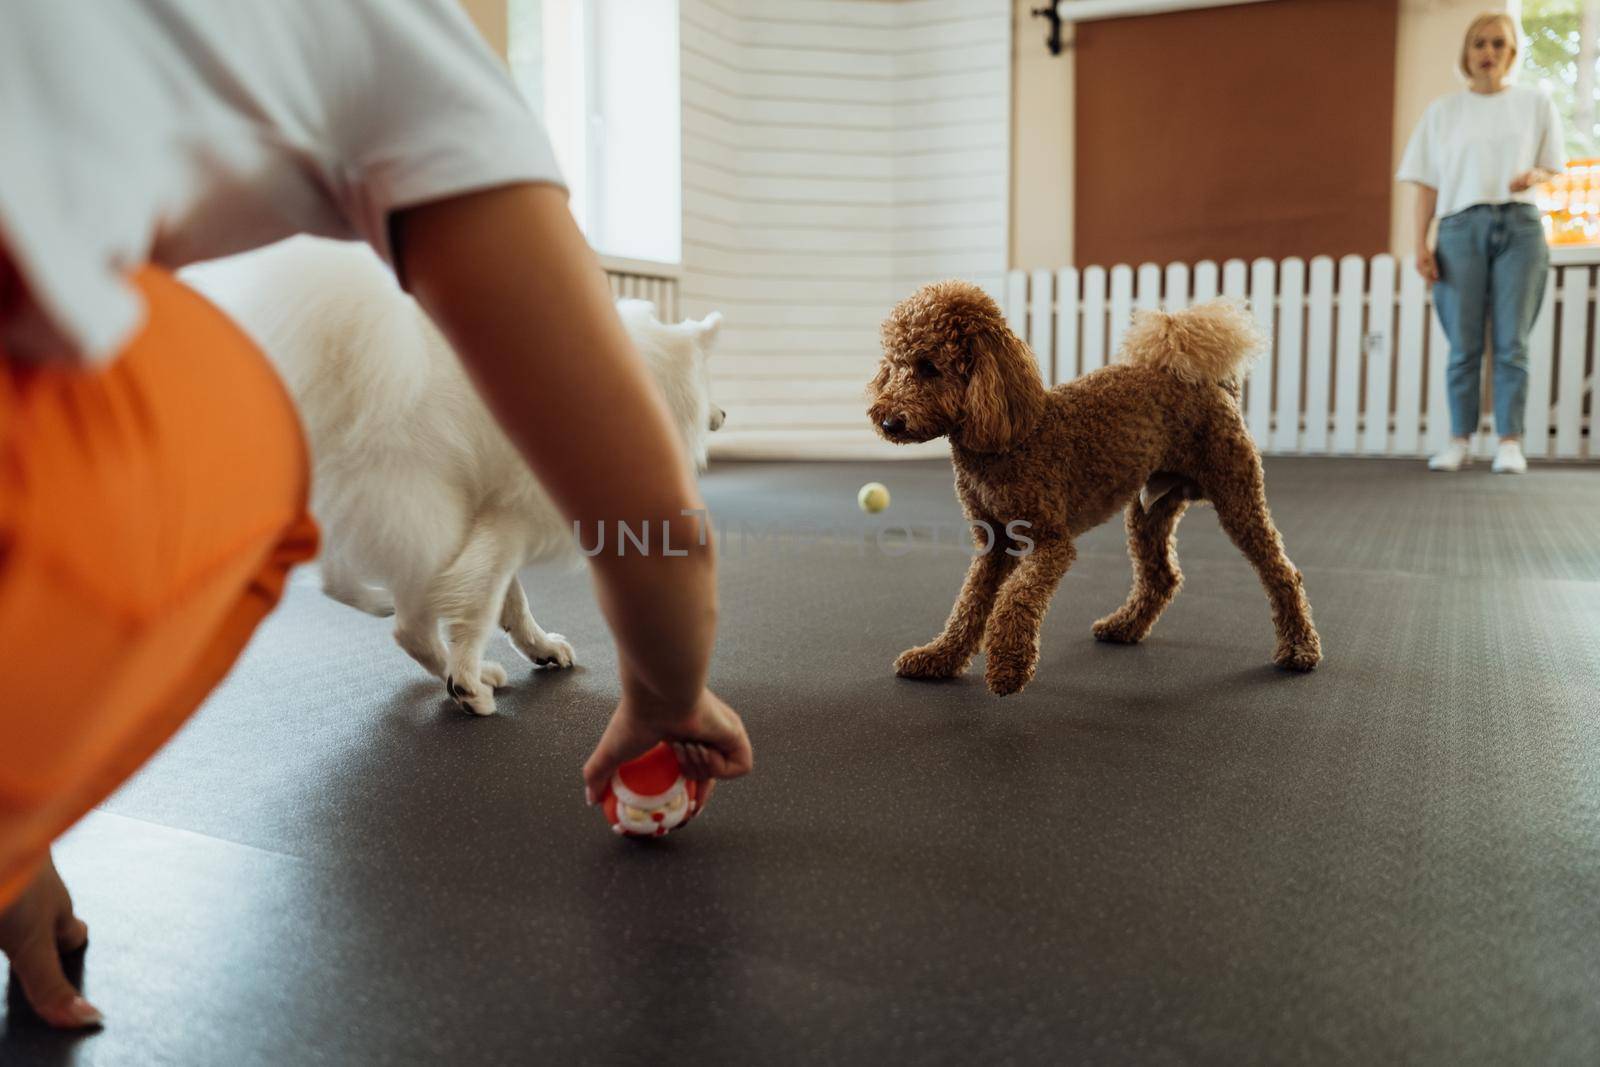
[184,237,723,714]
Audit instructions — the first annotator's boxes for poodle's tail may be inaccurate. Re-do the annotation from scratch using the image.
[1117,299,1264,390]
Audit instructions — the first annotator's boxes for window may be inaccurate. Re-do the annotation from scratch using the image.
[1522,0,1599,158]
[1521,1,1600,244]
[508,0,681,265]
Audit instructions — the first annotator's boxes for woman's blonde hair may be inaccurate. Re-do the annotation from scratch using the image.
[1460,11,1520,80]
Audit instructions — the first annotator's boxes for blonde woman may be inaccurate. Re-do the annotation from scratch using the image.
[1397,11,1564,474]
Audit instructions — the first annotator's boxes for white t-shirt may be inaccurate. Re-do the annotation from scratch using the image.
[0,0,564,366]
[1396,85,1565,220]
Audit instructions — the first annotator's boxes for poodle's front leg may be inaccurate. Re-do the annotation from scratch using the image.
[983,536,1076,696]
[895,533,1019,680]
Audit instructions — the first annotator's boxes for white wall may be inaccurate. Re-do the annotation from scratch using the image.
[681,0,1012,459]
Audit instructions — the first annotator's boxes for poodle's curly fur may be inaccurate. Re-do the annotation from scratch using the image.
[868,280,1321,696]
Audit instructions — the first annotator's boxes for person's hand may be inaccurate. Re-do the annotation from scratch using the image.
[582,687,753,811]
[0,853,101,1029]
[1415,250,1439,285]
[1509,170,1544,193]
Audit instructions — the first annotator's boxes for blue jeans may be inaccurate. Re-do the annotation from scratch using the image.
[1431,202,1549,439]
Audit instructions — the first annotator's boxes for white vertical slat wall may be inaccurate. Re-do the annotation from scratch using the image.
[893,3,1010,304]
[1004,255,1597,461]
[680,0,1011,460]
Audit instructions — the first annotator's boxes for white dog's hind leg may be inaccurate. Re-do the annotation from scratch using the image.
[501,576,575,669]
[393,589,449,680]
[430,517,522,716]
[322,561,396,617]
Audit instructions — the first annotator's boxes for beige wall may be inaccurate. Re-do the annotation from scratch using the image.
[1010,0,1502,268]
[1010,1,1074,269]
[458,0,509,58]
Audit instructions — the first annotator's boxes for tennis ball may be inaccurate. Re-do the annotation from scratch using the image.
[858,482,890,513]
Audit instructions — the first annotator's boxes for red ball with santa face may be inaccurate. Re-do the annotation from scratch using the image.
[602,742,705,837]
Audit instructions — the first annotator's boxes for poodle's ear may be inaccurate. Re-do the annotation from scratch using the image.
[866,358,890,397]
[960,326,1046,453]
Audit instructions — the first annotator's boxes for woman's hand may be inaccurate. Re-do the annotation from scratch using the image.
[0,853,101,1029]
[1415,250,1440,285]
[582,687,753,809]
[1509,169,1549,193]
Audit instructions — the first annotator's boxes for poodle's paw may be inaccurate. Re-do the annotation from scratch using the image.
[984,647,1037,696]
[528,632,575,669]
[894,643,968,680]
[1273,633,1322,672]
[444,665,504,716]
[1091,610,1149,645]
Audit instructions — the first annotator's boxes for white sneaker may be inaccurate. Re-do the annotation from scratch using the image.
[1491,440,1527,475]
[1428,441,1471,471]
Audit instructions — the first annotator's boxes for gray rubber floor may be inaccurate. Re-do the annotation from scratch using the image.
[4,457,1599,1065]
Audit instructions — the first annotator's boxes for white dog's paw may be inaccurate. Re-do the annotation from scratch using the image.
[444,662,505,716]
[529,633,575,669]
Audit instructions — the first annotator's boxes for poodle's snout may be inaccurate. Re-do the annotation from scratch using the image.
[710,406,726,431]
[880,413,908,436]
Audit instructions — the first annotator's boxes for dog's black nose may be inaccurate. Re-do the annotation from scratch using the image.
[881,415,907,435]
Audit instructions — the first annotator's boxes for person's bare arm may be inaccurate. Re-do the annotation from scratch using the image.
[1413,184,1439,284]
[391,183,752,797]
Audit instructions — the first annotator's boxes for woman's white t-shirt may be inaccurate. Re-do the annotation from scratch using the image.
[0,0,564,366]
[1396,85,1565,220]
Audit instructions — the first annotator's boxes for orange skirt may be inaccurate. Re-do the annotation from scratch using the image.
[0,266,317,907]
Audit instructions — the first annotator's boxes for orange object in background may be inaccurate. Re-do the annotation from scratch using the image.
[0,266,317,907]
[1537,158,1600,246]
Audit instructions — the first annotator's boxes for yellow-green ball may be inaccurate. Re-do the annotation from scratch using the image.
[858,482,890,514]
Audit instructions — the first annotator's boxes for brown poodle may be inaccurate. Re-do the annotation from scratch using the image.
[867,280,1321,696]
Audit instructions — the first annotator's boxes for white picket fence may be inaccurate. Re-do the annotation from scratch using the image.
[1003,255,1597,460]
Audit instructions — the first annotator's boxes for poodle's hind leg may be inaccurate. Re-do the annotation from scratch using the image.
[429,516,524,715]
[1202,450,1321,671]
[501,575,575,669]
[1092,494,1188,644]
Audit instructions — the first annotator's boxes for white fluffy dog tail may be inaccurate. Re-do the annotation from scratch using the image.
[1117,298,1264,386]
